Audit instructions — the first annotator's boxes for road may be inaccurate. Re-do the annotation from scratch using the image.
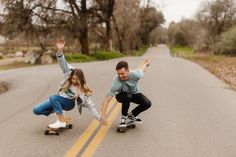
[0,45,236,157]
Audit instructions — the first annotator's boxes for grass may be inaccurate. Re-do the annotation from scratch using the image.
[64,53,95,62]
[90,49,125,60]
[64,47,148,63]
[64,49,125,63]
[129,46,148,56]
[170,46,194,56]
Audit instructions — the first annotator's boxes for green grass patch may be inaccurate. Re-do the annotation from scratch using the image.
[65,49,125,62]
[91,49,125,60]
[129,46,148,56]
[64,53,95,62]
[170,46,194,56]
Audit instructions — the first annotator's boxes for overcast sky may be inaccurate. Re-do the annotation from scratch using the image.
[146,0,206,27]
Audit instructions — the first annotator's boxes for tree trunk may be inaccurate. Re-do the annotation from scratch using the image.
[79,0,89,55]
[35,31,47,51]
[112,14,124,53]
[79,29,89,55]
[39,41,47,51]
[106,20,113,51]
[106,0,114,52]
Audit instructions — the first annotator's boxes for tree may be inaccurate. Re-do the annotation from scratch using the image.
[112,0,142,52]
[196,0,236,42]
[167,22,188,46]
[92,0,115,51]
[0,0,166,54]
[1,0,98,54]
[214,24,236,55]
[139,7,165,45]
[148,26,167,45]
[1,0,54,51]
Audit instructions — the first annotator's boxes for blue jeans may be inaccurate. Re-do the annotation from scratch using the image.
[33,95,75,116]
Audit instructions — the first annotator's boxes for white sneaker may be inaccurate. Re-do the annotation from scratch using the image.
[48,120,66,128]
[119,117,127,127]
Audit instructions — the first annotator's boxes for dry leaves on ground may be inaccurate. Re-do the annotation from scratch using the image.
[0,81,9,94]
[193,57,236,90]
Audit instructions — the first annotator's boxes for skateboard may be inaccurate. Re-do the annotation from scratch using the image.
[117,121,136,133]
[44,124,73,135]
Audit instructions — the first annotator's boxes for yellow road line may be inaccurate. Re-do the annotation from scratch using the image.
[81,103,121,157]
[64,98,116,157]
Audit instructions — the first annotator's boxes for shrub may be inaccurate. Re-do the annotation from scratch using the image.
[214,25,236,55]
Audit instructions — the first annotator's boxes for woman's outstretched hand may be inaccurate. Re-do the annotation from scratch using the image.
[56,39,65,52]
[101,116,108,126]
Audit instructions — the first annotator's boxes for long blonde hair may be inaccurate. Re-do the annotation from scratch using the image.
[61,69,92,96]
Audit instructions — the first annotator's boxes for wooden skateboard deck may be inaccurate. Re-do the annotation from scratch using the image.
[45,124,73,135]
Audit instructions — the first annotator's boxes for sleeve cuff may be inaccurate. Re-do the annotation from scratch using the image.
[56,51,63,57]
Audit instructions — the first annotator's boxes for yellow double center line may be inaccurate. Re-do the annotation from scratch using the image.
[64,97,121,157]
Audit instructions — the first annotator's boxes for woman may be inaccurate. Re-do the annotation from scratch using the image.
[33,39,106,128]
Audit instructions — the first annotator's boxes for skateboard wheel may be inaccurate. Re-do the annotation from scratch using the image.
[68,124,73,129]
[45,130,49,135]
[55,131,61,135]
[117,127,126,133]
[131,124,136,128]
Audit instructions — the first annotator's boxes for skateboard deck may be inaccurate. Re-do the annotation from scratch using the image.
[117,121,136,133]
[44,124,73,135]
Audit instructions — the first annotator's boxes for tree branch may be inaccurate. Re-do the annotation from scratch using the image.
[35,4,73,15]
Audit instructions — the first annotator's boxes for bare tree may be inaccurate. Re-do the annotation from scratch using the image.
[0,0,55,51]
[112,0,142,52]
[92,0,115,51]
[1,0,166,54]
[196,0,236,42]
[0,0,98,54]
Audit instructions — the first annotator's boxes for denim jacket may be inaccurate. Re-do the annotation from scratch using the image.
[56,52,101,122]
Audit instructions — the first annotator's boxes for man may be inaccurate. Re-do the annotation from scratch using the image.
[101,60,151,127]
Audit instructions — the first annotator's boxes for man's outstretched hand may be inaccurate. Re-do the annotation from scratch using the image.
[139,59,151,72]
[144,60,151,67]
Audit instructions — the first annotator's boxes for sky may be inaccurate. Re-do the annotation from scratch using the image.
[147,0,206,27]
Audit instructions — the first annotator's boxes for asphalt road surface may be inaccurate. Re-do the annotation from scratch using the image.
[0,45,236,157]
